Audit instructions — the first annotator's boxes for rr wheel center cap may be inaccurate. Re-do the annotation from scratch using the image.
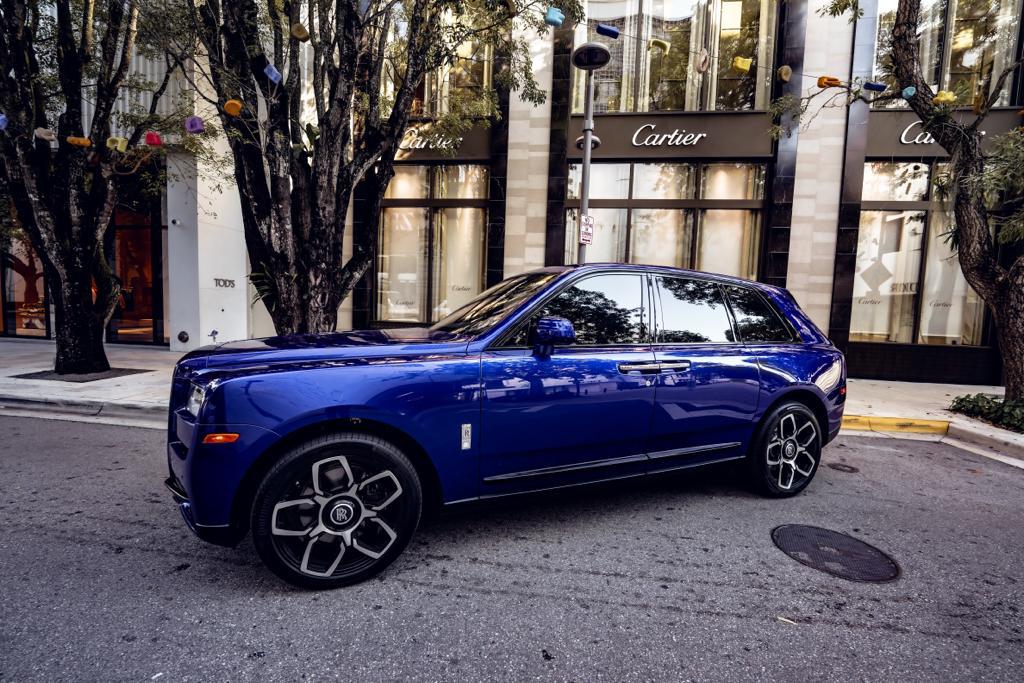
[784,441,798,459]
[323,497,361,531]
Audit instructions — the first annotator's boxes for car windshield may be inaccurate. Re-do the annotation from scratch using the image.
[430,272,560,338]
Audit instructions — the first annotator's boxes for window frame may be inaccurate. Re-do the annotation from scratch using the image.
[564,161,766,275]
[851,158,992,347]
[374,163,489,326]
[490,270,653,349]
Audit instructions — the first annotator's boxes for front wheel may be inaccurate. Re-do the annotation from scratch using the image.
[251,433,422,589]
[746,402,822,497]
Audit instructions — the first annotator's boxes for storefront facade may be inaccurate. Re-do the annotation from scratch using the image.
[4,0,1022,388]
[826,0,1023,384]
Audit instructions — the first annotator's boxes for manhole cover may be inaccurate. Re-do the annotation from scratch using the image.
[771,525,900,583]
[827,462,859,473]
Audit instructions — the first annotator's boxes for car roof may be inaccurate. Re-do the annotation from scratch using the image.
[521,263,786,295]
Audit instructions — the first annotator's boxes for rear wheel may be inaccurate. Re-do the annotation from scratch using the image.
[251,433,422,589]
[747,402,822,497]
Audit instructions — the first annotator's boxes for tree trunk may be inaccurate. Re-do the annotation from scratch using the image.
[993,268,1024,401]
[51,277,111,375]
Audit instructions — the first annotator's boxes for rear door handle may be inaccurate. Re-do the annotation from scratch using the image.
[618,362,663,375]
[658,361,691,373]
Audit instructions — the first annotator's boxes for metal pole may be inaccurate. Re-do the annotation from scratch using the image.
[577,68,596,264]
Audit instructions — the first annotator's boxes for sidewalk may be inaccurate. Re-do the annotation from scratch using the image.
[0,337,1021,464]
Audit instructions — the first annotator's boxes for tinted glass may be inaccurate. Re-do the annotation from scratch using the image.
[539,274,646,345]
[431,272,558,337]
[655,277,733,343]
[723,285,794,343]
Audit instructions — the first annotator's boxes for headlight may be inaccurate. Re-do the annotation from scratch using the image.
[186,384,206,416]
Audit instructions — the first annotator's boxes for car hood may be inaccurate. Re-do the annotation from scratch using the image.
[177,327,469,376]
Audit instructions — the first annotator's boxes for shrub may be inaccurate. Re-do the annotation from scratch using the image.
[949,394,1024,434]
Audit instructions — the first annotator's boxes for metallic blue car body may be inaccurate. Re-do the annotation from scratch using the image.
[166,264,845,547]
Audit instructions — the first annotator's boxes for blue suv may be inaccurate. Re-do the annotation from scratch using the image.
[166,264,846,588]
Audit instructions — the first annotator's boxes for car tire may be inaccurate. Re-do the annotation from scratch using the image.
[251,432,422,589]
[746,402,822,498]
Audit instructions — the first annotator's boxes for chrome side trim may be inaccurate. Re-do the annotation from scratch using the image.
[483,452,649,483]
[647,441,743,460]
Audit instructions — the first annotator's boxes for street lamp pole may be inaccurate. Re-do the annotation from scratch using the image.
[578,68,596,265]
[571,42,611,265]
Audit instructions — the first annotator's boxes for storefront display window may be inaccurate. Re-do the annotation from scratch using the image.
[872,0,1022,108]
[1,230,48,337]
[565,161,764,278]
[850,161,984,345]
[403,41,493,117]
[573,0,777,114]
[377,165,488,324]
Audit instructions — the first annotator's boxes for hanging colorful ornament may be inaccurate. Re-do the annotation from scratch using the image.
[695,47,710,74]
[358,0,371,14]
[932,90,957,105]
[901,86,917,99]
[595,23,620,39]
[264,63,282,84]
[732,56,752,73]
[817,76,842,89]
[776,65,792,83]
[106,136,128,153]
[66,136,92,148]
[544,7,565,27]
[145,131,163,146]
[185,115,205,134]
[0,113,7,131]
[290,22,310,41]
[34,127,56,142]
[648,38,670,53]
[863,81,887,92]
[223,99,244,117]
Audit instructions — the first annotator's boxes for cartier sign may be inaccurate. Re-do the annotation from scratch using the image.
[394,122,490,161]
[867,110,1017,157]
[568,112,773,160]
[631,123,708,148]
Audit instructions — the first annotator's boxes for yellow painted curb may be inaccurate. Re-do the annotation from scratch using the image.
[842,415,949,435]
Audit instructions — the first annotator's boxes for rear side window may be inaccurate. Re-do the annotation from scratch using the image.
[654,276,734,344]
[723,285,795,343]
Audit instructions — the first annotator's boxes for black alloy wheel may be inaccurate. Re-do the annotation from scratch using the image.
[251,433,422,589]
[747,402,822,497]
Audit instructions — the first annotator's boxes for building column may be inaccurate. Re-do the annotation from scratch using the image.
[785,8,855,330]
[165,150,248,351]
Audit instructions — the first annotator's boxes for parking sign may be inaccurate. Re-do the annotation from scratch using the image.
[580,214,594,245]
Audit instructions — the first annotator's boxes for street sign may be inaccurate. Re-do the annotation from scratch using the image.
[580,214,594,245]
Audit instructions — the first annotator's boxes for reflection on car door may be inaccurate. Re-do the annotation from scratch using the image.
[648,275,761,472]
[479,273,657,494]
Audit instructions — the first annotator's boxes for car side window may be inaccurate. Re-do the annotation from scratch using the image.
[655,276,734,344]
[507,273,646,346]
[722,285,795,343]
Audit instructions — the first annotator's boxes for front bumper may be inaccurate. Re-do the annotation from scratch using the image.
[166,411,280,546]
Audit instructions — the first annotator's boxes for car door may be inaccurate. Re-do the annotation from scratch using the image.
[647,274,761,473]
[478,272,657,494]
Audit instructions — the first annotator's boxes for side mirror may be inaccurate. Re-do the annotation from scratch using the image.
[529,316,575,356]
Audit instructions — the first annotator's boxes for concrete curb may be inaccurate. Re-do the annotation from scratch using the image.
[842,415,949,435]
[0,394,167,428]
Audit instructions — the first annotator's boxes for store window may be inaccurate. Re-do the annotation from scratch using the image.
[573,0,777,113]
[377,165,488,324]
[402,40,493,117]
[1,230,48,337]
[872,0,1023,108]
[566,161,764,279]
[850,161,984,345]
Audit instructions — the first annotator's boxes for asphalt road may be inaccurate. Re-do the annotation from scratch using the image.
[0,415,1022,682]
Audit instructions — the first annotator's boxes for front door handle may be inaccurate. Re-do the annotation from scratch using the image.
[658,361,691,373]
[618,362,663,375]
